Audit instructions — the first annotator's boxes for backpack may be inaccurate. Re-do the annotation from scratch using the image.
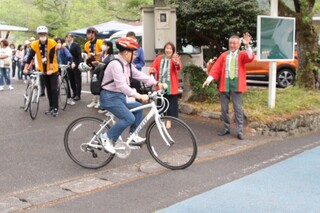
[90,58,124,95]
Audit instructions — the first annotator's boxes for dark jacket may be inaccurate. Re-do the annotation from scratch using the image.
[66,42,83,66]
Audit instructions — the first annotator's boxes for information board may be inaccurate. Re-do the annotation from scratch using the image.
[257,16,295,61]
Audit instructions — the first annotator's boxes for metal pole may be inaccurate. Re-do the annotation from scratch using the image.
[268,0,278,108]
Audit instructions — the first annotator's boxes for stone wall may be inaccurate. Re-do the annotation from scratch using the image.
[180,102,320,138]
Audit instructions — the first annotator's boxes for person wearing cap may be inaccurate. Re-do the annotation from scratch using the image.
[84,27,104,109]
[99,37,167,154]
[23,26,60,117]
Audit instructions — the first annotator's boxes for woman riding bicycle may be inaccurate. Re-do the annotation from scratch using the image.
[99,37,167,154]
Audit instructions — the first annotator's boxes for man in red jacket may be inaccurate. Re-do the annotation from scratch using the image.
[202,32,254,140]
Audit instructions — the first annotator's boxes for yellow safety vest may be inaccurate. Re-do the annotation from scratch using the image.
[31,39,58,73]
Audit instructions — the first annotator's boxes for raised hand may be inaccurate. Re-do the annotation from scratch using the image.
[242,32,252,47]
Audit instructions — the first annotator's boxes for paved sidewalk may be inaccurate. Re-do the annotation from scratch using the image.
[158,146,320,213]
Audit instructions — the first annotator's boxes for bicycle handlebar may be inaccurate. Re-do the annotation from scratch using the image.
[58,63,70,70]
[148,90,165,100]
[28,71,44,76]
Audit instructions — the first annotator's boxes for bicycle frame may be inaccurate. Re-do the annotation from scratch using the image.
[24,71,42,106]
[87,91,173,149]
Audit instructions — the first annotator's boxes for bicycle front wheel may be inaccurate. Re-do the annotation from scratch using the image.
[29,86,39,120]
[59,78,68,110]
[64,117,114,169]
[22,81,31,112]
[146,116,197,170]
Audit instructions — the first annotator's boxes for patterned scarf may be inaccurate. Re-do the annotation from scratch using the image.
[160,55,171,94]
[225,50,239,92]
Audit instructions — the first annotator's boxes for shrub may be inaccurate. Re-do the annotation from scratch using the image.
[181,64,219,103]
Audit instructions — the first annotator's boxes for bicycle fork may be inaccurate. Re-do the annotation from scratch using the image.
[154,115,175,146]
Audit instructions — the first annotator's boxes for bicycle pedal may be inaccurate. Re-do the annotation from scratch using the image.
[129,145,141,150]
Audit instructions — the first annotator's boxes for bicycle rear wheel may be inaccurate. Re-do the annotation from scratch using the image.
[146,116,197,170]
[29,86,39,120]
[64,116,114,169]
[59,78,68,110]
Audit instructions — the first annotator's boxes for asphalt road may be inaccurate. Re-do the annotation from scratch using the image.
[28,127,320,213]
[1,80,318,212]
[0,80,223,198]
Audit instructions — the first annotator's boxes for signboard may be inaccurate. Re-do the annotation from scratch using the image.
[257,16,295,61]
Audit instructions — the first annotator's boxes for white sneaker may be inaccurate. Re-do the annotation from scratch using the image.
[8,85,14,90]
[129,133,146,145]
[98,109,107,113]
[87,101,96,108]
[23,80,27,84]
[94,102,100,109]
[67,98,75,105]
[0,86,4,91]
[100,133,115,154]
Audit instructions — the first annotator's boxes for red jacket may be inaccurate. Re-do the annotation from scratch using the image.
[208,50,254,92]
[150,54,182,95]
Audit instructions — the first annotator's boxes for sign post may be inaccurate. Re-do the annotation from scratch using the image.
[257,0,295,108]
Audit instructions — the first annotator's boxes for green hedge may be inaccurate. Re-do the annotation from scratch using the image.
[181,64,219,103]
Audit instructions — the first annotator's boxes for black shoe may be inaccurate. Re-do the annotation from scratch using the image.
[52,108,59,117]
[40,93,45,97]
[73,96,80,101]
[218,130,230,136]
[45,107,54,115]
[237,134,245,140]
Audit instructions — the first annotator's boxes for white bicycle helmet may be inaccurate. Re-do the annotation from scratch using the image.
[36,26,48,34]
[78,62,92,72]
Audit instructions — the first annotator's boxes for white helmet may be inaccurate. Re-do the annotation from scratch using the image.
[36,26,48,34]
[78,62,92,72]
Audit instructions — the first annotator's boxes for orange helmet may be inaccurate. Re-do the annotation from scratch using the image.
[116,37,139,51]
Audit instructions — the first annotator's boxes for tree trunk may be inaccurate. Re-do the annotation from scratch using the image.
[181,72,193,102]
[295,11,318,89]
[279,0,318,89]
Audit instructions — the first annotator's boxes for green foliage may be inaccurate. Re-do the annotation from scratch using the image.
[182,64,219,102]
[0,0,152,42]
[170,0,263,56]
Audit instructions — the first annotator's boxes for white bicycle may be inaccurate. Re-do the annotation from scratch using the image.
[64,90,198,170]
[58,64,70,110]
[21,71,44,120]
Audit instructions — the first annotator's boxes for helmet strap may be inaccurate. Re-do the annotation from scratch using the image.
[129,50,134,64]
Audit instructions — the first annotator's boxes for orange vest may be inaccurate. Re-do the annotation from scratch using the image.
[31,39,58,73]
[84,39,103,61]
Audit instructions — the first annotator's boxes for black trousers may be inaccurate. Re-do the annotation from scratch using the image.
[67,68,82,98]
[164,94,179,118]
[43,72,59,110]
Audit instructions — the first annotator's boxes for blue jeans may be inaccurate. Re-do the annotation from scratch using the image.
[100,90,143,142]
[0,67,11,86]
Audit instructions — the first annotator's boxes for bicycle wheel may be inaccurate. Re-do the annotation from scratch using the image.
[22,81,31,112]
[29,86,40,120]
[59,78,68,110]
[64,116,114,169]
[146,116,197,170]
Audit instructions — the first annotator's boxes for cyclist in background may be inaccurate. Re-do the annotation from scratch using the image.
[55,37,75,105]
[23,26,60,117]
[99,37,167,154]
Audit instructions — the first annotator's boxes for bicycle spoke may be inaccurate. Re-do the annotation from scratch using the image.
[146,116,197,170]
[64,117,114,169]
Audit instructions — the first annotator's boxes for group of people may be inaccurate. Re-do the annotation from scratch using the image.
[22,26,83,117]
[2,23,255,153]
